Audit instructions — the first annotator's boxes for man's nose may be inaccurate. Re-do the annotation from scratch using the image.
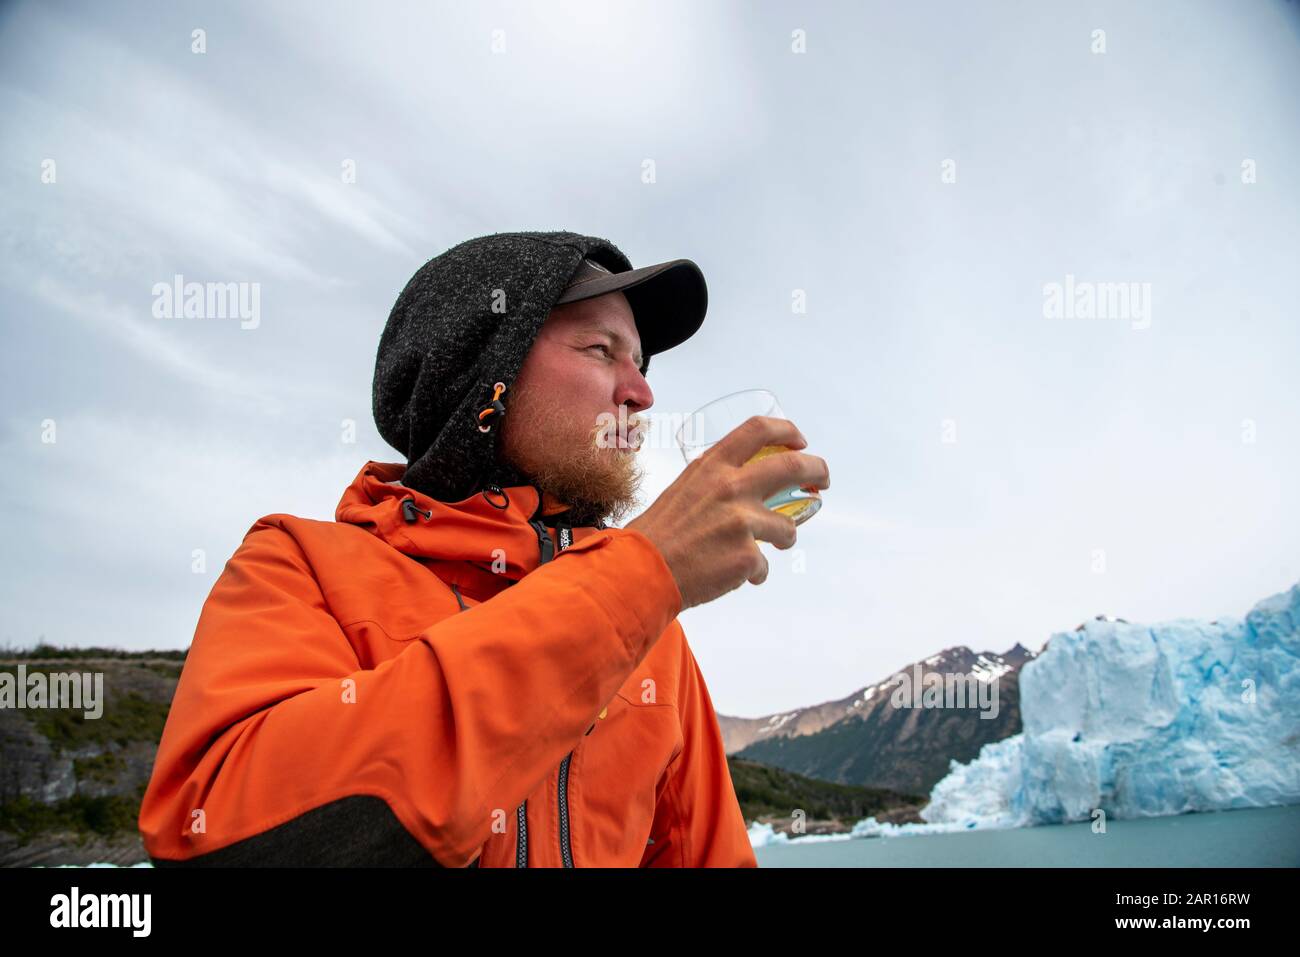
[615,361,653,412]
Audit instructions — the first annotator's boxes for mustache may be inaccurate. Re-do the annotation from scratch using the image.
[591,413,644,449]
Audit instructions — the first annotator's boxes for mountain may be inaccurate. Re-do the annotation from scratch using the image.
[717,643,1037,796]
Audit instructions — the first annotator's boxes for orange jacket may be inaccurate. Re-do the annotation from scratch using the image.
[139,460,756,867]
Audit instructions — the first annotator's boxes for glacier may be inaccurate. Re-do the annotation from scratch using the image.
[917,582,1300,830]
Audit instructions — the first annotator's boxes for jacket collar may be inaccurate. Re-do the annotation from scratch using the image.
[335,461,605,590]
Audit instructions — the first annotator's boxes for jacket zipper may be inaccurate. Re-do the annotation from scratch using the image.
[528,515,577,868]
[558,752,574,867]
[515,802,528,867]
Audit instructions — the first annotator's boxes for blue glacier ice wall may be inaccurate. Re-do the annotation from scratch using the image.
[920,583,1300,829]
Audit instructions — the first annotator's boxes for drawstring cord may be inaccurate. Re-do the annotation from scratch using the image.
[473,381,517,511]
[477,381,507,433]
[408,379,512,520]
[402,498,433,523]
[406,489,510,518]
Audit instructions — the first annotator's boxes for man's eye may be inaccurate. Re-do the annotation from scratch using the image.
[588,344,612,358]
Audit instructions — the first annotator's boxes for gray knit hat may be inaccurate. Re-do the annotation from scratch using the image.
[372,230,707,504]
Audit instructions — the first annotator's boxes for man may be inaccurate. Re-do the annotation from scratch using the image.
[138,230,829,867]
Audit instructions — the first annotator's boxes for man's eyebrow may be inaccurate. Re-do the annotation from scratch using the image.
[583,323,644,366]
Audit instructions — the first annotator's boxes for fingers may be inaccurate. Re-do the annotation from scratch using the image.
[712,415,807,467]
[747,543,770,585]
[735,448,830,503]
[750,507,798,550]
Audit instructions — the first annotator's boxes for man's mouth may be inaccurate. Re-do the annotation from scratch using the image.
[599,421,642,451]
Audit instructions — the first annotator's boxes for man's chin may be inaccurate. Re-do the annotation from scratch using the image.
[576,466,644,526]
[504,438,644,526]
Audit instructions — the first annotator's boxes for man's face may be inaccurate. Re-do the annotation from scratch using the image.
[497,290,654,526]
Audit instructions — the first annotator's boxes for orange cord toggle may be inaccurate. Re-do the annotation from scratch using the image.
[477,382,507,433]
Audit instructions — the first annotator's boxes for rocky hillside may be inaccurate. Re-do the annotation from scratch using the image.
[730,757,926,837]
[718,643,1038,796]
[0,648,184,867]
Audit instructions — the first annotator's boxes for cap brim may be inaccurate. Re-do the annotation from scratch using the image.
[554,258,707,359]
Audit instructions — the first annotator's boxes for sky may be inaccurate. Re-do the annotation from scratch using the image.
[2,0,1297,718]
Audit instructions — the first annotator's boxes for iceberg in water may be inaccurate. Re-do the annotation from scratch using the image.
[920,583,1300,830]
[849,817,974,839]
[748,821,857,847]
[748,821,791,847]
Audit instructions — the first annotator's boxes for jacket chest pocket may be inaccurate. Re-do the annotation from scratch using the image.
[567,690,681,866]
[335,580,464,669]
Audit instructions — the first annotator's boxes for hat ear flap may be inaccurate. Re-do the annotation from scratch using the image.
[639,354,651,377]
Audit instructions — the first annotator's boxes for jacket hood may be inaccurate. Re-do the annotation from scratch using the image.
[372,231,639,506]
[336,460,607,598]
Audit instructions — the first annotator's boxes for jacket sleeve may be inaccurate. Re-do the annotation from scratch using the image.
[138,518,681,867]
[641,633,758,868]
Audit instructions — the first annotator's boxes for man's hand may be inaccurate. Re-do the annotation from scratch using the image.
[626,415,830,611]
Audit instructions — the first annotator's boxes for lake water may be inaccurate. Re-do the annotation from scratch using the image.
[754,804,1300,867]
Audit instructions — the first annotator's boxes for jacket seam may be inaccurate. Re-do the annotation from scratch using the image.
[613,689,678,712]
[569,740,585,867]
[662,755,689,867]
[339,617,397,640]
